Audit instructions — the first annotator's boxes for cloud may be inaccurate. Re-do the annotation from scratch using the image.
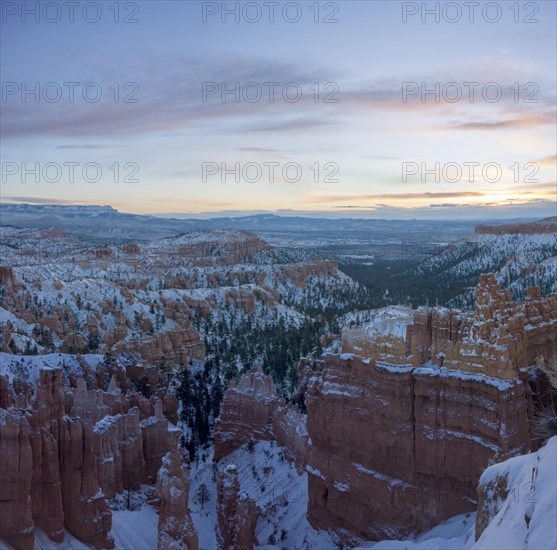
[56,144,108,149]
[308,191,486,203]
[2,196,108,205]
[236,147,280,153]
[534,156,557,168]
[361,155,402,160]
[242,117,340,133]
[448,113,556,131]
[1,54,339,140]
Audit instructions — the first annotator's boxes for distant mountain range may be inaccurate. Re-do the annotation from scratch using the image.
[0,203,542,245]
[412,217,557,306]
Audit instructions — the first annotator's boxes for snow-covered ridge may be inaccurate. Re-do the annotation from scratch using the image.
[0,203,119,215]
[0,351,103,384]
[475,436,557,549]
[353,306,415,340]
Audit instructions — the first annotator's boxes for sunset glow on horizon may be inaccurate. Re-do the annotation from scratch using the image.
[1,1,556,219]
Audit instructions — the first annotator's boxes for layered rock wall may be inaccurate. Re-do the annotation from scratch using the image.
[305,354,533,541]
[214,367,308,471]
[216,464,258,550]
[0,360,181,549]
[342,275,557,379]
[156,429,199,550]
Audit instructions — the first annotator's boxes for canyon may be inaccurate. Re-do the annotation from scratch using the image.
[1,219,556,548]
[214,274,556,543]
[0,356,197,550]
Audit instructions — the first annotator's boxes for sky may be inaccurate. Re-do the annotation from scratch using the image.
[1,0,556,219]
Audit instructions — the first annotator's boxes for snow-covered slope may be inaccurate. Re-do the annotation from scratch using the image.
[474,436,557,550]
[365,437,557,550]
[189,441,340,549]
[412,218,557,307]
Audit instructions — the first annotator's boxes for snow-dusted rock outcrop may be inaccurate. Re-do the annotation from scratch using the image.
[156,429,199,550]
[213,366,309,471]
[0,356,183,549]
[475,436,557,549]
[305,352,536,541]
[216,464,258,550]
[342,274,557,379]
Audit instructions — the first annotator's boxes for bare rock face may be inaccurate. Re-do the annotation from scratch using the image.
[0,409,34,550]
[216,464,240,549]
[116,328,205,366]
[59,416,114,549]
[142,399,171,481]
[93,407,146,498]
[0,374,14,408]
[475,216,556,235]
[214,367,309,472]
[216,464,259,550]
[225,289,256,314]
[0,265,15,285]
[272,405,310,473]
[28,369,65,542]
[0,359,183,549]
[216,464,258,550]
[342,276,557,380]
[283,261,338,287]
[235,493,259,550]
[305,354,532,542]
[156,430,199,550]
[214,367,280,462]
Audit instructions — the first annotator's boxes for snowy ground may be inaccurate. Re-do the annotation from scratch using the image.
[189,440,339,550]
[1,437,555,549]
[0,486,159,550]
[0,352,104,384]
[362,513,476,549]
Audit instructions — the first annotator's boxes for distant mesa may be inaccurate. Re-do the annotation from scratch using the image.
[476,216,557,235]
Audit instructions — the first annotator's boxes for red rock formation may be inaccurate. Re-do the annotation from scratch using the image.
[235,493,259,550]
[214,367,309,475]
[142,399,170,482]
[28,369,65,542]
[215,464,259,550]
[93,407,146,498]
[0,374,14,408]
[305,353,532,542]
[115,328,205,366]
[0,359,184,549]
[216,464,239,548]
[225,289,256,314]
[214,367,281,462]
[475,216,556,234]
[156,429,199,550]
[59,416,114,549]
[0,409,34,550]
[272,405,310,473]
[342,275,557,379]
[283,260,338,287]
[0,266,15,285]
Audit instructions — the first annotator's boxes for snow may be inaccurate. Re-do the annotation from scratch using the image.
[0,497,159,550]
[0,352,104,384]
[333,481,350,493]
[306,465,325,480]
[361,513,476,549]
[361,306,415,340]
[93,414,122,434]
[414,362,516,390]
[322,381,361,398]
[189,441,341,549]
[474,436,557,550]
[354,463,412,489]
